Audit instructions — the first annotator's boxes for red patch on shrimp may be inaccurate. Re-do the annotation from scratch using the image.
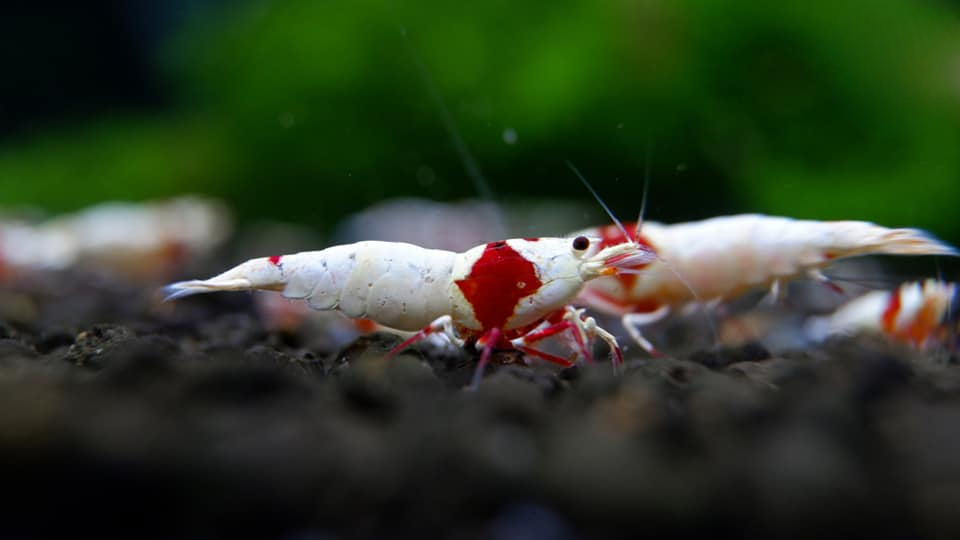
[268,255,282,265]
[899,296,941,346]
[880,292,901,334]
[456,241,542,330]
[353,318,378,333]
[598,222,656,251]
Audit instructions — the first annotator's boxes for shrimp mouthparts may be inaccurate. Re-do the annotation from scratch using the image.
[602,249,657,275]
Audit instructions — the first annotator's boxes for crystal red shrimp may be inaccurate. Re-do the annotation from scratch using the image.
[164,236,655,386]
[572,214,957,353]
[805,279,957,349]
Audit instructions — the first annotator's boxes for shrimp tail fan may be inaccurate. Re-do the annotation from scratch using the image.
[829,222,958,258]
[163,257,286,301]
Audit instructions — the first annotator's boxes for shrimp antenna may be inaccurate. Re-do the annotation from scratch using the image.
[565,160,632,242]
[625,139,723,352]
[566,154,722,354]
[397,24,494,202]
[635,138,653,239]
[817,274,903,288]
[660,257,723,350]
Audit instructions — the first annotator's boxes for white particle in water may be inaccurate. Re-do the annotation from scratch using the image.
[278,112,295,128]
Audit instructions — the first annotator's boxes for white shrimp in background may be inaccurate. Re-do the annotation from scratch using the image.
[165,236,655,386]
[805,279,957,349]
[573,215,957,353]
[0,197,231,280]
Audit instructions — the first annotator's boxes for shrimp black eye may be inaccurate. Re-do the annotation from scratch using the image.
[572,236,590,251]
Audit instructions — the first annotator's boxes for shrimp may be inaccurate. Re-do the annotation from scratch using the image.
[164,236,655,386]
[804,279,957,349]
[0,197,231,281]
[573,214,957,353]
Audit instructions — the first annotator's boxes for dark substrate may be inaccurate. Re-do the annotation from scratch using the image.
[0,271,959,539]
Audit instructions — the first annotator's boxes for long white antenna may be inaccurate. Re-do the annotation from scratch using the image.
[398,26,494,202]
[565,160,632,242]
[566,153,723,354]
[635,138,653,238]
[637,139,721,352]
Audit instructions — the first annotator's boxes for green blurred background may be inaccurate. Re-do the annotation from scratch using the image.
[3,0,960,240]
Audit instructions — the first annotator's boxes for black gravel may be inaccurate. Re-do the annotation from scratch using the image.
[0,271,959,539]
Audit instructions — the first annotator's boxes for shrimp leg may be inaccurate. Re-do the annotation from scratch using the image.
[385,315,463,360]
[513,319,587,359]
[808,269,846,295]
[621,306,671,356]
[471,328,502,390]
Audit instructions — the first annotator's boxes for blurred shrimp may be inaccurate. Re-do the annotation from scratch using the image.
[805,279,957,349]
[0,196,231,281]
[574,215,957,353]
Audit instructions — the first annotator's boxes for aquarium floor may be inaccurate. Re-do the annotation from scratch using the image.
[0,270,957,539]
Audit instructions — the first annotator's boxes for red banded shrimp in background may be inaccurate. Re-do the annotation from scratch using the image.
[572,215,958,355]
[804,279,959,351]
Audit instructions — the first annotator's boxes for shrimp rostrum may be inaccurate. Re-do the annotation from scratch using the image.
[165,236,655,383]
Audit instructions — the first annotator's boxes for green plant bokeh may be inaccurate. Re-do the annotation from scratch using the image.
[1,0,958,240]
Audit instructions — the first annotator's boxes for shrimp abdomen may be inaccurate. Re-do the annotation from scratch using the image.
[338,242,456,330]
[165,242,458,331]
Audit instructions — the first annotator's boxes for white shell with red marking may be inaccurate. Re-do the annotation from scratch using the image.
[165,236,653,336]
[448,238,610,332]
[809,279,956,346]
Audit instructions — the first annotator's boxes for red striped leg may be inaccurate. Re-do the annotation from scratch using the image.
[386,315,459,360]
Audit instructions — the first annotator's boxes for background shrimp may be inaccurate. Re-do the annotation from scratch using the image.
[574,214,957,354]
[0,197,231,282]
[805,279,957,350]
[165,236,655,387]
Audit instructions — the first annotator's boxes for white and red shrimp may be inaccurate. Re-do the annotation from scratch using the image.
[253,198,508,340]
[252,197,594,341]
[804,279,957,349]
[164,236,655,386]
[573,214,957,353]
